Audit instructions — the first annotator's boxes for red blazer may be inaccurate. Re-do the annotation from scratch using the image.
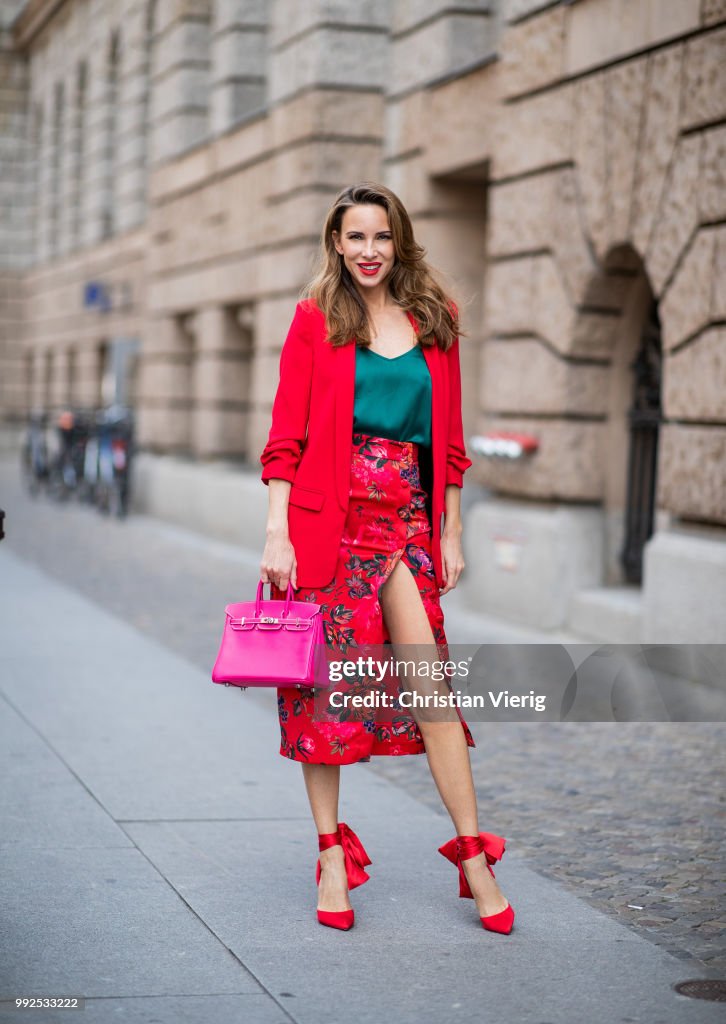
[260,298,473,589]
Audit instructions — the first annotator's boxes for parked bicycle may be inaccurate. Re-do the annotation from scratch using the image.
[20,411,51,497]
[20,404,135,518]
[46,409,94,502]
[94,404,134,518]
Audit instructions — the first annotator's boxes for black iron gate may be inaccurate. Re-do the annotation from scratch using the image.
[620,297,662,584]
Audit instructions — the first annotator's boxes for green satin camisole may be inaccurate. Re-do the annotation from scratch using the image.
[353,343,432,447]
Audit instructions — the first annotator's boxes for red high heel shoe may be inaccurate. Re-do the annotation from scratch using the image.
[438,832,515,934]
[316,822,371,931]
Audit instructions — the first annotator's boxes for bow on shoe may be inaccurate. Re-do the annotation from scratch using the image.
[438,831,507,897]
[316,822,372,890]
[338,822,372,890]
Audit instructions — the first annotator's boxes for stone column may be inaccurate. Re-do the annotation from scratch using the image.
[74,345,105,408]
[136,313,194,453]
[210,0,267,135]
[191,304,252,459]
[36,87,54,263]
[67,63,86,252]
[29,349,45,412]
[149,0,212,165]
[50,348,71,411]
[0,25,31,268]
[57,74,74,256]
[83,43,113,246]
[116,0,151,233]
[0,23,31,425]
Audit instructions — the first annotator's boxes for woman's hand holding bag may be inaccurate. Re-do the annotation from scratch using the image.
[211,581,327,688]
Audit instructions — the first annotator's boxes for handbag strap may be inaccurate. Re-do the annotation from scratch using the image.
[255,579,296,617]
[229,614,316,631]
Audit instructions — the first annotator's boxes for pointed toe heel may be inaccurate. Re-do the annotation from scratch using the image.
[481,903,515,935]
[438,832,515,935]
[317,908,355,931]
[315,822,371,931]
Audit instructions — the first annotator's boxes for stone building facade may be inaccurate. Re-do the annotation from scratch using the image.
[1,0,724,642]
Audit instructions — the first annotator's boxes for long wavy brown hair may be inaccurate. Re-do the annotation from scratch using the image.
[302,182,461,351]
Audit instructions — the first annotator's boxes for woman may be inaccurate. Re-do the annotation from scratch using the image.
[259,182,514,935]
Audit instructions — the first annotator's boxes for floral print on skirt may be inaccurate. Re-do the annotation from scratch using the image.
[270,433,475,765]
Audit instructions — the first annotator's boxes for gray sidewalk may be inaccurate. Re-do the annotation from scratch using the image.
[0,547,722,1024]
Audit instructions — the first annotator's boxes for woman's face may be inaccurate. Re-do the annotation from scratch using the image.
[332,204,396,293]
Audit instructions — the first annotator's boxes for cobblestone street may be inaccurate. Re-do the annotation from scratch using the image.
[1,456,724,983]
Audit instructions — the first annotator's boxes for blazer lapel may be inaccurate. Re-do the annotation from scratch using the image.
[422,340,441,474]
[334,340,356,510]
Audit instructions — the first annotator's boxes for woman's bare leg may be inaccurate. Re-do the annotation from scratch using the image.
[380,559,510,917]
[301,763,351,913]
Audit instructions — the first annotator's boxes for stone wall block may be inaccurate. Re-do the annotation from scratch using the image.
[551,167,598,302]
[154,18,210,78]
[531,255,576,355]
[646,134,701,296]
[211,24,266,77]
[582,268,636,312]
[270,0,388,48]
[473,415,605,500]
[269,26,387,105]
[572,71,609,259]
[700,124,726,222]
[565,0,699,77]
[501,3,566,98]
[152,65,210,121]
[701,0,726,26]
[503,0,556,21]
[631,45,682,257]
[482,337,610,415]
[192,405,248,458]
[657,423,726,523]
[490,83,575,181]
[155,0,214,29]
[389,12,494,96]
[662,327,726,422]
[137,358,192,401]
[135,404,191,451]
[604,58,647,248]
[487,173,554,256]
[570,310,620,359]
[712,227,726,323]
[660,227,717,351]
[142,315,192,357]
[484,257,536,334]
[681,26,726,130]
[193,354,249,403]
[384,91,424,161]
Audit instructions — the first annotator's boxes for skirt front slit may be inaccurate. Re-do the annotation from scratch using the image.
[271,433,475,765]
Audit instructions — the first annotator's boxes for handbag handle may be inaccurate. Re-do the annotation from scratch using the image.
[255,579,296,617]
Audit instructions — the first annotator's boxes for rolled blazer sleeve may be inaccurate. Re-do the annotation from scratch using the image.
[260,302,313,485]
[445,334,473,488]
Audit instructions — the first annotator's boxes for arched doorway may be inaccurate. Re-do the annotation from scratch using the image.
[581,244,663,587]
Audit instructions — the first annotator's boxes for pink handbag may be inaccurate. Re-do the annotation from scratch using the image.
[211,581,328,688]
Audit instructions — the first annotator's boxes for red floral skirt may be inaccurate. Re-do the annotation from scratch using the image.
[270,433,475,765]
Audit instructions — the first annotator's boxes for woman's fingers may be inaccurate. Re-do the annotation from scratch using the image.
[439,551,450,594]
[260,537,296,589]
